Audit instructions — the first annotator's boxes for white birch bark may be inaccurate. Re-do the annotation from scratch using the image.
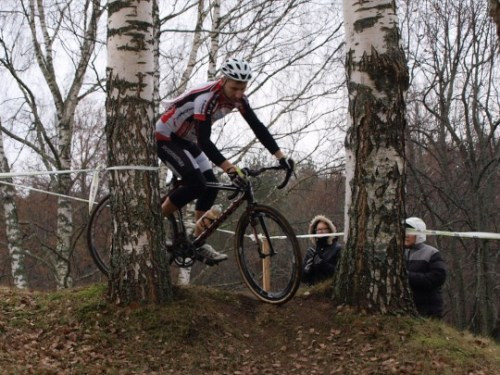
[0,0,104,288]
[335,0,413,314]
[343,146,354,243]
[177,0,207,94]
[107,0,171,304]
[152,0,161,119]
[0,129,28,289]
[177,265,192,285]
[207,0,221,80]
[176,202,196,285]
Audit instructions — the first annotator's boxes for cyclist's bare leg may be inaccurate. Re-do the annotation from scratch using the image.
[161,198,208,233]
[194,210,206,236]
[194,209,227,262]
[162,195,226,262]
[161,197,179,216]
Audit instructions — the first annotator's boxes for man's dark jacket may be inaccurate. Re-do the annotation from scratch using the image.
[405,243,447,318]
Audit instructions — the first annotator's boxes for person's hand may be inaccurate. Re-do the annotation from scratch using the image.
[227,167,249,189]
[303,256,314,273]
[279,157,295,174]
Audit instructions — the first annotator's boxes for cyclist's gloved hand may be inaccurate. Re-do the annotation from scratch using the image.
[227,167,249,189]
[279,157,295,174]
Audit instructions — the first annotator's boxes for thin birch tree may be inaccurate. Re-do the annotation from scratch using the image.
[0,0,105,288]
[334,0,414,314]
[106,0,171,304]
[0,126,28,289]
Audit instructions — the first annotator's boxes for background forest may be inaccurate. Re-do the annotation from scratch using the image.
[0,0,498,338]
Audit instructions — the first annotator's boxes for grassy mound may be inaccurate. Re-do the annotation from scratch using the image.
[0,284,498,374]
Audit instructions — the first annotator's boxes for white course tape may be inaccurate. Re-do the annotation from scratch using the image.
[0,180,91,204]
[0,165,159,179]
[0,168,95,178]
[0,164,160,212]
[2,166,499,241]
[106,165,159,172]
[235,230,499,241]
[296,233,344,239]
[406,228,500,240]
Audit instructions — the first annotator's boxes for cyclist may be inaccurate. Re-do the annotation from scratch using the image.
[156,58,294,262]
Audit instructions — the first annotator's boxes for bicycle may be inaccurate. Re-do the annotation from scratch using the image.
[87,164,302,304]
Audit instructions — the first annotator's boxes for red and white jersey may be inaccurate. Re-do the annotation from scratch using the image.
[155,79,279,166]
[155,80,243,142]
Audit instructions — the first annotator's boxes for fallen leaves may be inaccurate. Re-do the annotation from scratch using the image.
[0,287,498,375]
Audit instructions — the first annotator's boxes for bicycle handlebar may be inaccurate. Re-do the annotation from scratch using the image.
[244,164,293,190]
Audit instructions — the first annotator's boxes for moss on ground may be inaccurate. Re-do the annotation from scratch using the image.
[0,284,498,374]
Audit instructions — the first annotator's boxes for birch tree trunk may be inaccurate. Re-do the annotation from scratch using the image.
[54,127,74,288]
[178,0,207,93]
[1,0,104,288]
[334,0,414,314]
[107,0,171,304]
[152,0,161,119]
[207,0,221,80]
[0,128,28,289]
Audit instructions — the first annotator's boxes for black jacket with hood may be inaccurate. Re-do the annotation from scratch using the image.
[302,215,341,285]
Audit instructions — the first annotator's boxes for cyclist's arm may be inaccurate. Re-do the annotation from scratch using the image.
[196,118,227,167]
[239,98,282,157]
[196,116,241,174]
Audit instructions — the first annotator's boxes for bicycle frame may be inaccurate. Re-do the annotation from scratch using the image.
[168,164,289,258]
[189,181,255,247]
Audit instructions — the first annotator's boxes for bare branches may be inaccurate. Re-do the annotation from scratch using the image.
[401,0,499,334]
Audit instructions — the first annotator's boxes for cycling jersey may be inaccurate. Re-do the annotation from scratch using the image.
[155,79,279,166]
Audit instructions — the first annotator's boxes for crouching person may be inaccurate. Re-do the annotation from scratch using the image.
[302,215,341,285]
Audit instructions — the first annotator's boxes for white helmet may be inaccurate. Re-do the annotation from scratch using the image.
[221,58,252,82]
[405,217,427,244]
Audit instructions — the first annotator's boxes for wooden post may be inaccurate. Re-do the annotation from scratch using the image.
[262,238,271,292]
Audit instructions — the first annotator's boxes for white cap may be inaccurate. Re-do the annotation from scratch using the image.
[405,217,426,244]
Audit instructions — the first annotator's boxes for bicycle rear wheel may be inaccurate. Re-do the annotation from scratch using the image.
[234,205,302,304]
[86,195,179,277]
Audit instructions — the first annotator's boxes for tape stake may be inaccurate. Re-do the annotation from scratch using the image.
[88,164,104,213]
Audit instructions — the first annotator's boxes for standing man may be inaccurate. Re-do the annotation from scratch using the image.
[405,217,447,318]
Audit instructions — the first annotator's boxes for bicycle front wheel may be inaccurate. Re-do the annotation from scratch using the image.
[86,195,179,277]
[86,195,112,277]
[235,205,302,304]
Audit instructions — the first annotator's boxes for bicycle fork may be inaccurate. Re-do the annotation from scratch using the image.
[250,212,277,259]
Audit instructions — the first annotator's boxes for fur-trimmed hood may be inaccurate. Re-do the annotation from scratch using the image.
[308,215,337,245]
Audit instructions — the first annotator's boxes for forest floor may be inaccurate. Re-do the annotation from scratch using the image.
[0,282,499,375]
